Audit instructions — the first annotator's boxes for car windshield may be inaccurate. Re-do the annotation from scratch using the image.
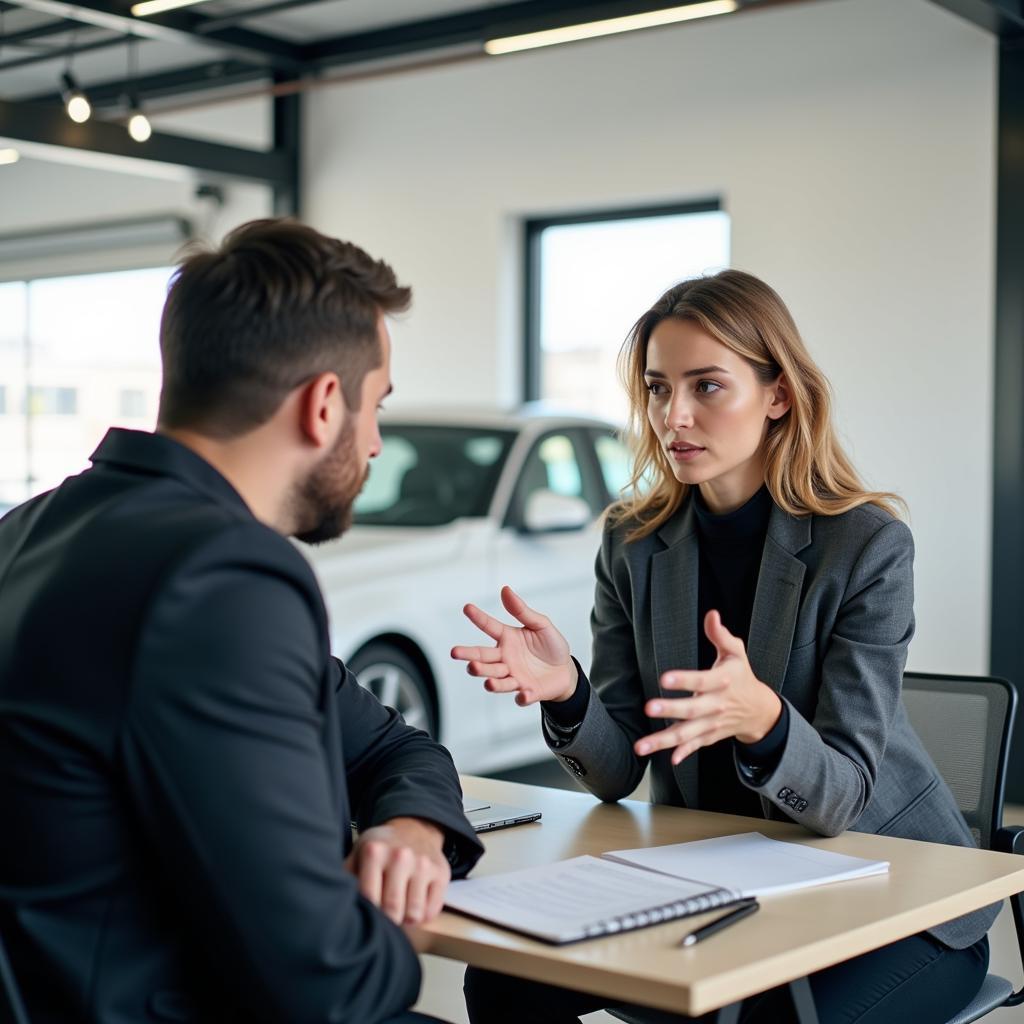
[354,425,516,527]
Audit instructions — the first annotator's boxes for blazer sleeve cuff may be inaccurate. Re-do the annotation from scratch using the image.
[541,657,591,738]
[366,795,484,880]
[736,698,868,836]
[736,701,789,784]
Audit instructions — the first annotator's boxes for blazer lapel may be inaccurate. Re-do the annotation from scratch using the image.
[654,499,700,806]
[746,504,811,693]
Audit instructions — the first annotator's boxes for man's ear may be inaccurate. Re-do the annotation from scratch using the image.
[299,371,346,448]
[766,374,792,421]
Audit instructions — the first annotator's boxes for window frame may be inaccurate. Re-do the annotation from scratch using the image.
[502,428,600,532]
[522,198,723,403]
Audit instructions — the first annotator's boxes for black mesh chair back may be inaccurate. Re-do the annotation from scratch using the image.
[612,670,1023,1024]
[0,931,30,1024]
[901,672,1015,851]
[901,671,1024,1024]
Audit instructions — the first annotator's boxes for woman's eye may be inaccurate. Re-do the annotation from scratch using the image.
[645,381,667,396]
[696,380,721,395]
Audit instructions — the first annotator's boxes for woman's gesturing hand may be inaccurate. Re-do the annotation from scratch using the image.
[451,585,578,706]
[635,610,782,765]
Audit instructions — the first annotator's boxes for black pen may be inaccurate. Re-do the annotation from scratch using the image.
[679,898,759,947]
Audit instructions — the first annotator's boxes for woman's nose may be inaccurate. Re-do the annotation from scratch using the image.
[666,396,694,430]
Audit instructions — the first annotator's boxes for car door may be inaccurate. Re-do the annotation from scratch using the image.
[488,428,607,747]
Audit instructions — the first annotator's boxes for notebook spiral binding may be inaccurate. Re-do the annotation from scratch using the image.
[581,887,740,940]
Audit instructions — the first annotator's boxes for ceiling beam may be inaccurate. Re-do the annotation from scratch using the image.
[20,57,267,107]
[0,96,292,184]
[195,0,328,34]
[0,30,119,70]
[0,15,84,45]
[304,0,686,65]
[926,0,1024,36]
[303,0,794,68]
[8,0,304,72]
[6,0,810,115]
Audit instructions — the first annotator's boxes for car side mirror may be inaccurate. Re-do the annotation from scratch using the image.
[522,490,591,533]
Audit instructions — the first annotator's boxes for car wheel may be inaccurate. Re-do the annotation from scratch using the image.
[348,643,438,738]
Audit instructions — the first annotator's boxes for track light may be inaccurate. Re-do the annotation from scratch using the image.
[123,40,151,142]
[127,109,152,142]
[0,148,20,166]
[484,0,738,55]
[60,71,91,123]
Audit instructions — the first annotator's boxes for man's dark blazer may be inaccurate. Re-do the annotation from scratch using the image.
[0,429,483,1024]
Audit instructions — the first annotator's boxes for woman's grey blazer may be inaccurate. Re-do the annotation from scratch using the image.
[544,497,997,949]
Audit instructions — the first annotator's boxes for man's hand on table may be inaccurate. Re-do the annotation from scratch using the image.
[345,817,451,926]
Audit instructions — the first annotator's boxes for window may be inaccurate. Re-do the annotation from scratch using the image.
[28,387,78,416]
[0,267,172,506]
[592,430,634,502]
[509,431,605,526]
[119,389,148,419]
[354,425,516,527]
[525,201,730,423]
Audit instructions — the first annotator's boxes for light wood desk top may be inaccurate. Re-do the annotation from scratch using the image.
[417,776,1024,1016]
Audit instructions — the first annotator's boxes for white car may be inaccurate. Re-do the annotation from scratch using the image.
[303,407,633,774]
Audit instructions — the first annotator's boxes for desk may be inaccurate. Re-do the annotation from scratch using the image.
[418,776,1024,1019]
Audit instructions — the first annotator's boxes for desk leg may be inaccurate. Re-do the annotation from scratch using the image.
[714,1004,741,1024]
[714,977,819,1024]
[789,977,820,1024]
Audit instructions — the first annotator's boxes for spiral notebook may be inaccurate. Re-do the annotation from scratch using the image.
[444,854,739,944]
[444,832,888,945]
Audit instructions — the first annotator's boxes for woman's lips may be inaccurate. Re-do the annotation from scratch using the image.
[667,443,705,463]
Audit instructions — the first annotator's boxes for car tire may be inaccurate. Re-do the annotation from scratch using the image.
[348,643,438,738]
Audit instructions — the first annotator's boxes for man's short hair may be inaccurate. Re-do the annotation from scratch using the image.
[157,218,411,437]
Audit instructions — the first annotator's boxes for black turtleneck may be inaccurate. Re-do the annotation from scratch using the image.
[694,485,788,816]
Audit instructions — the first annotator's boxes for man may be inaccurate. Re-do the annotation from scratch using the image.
[0,219,483,1024]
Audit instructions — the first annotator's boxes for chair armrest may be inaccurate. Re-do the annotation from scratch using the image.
[995,825,1024,1007]
[995,824,1024,855]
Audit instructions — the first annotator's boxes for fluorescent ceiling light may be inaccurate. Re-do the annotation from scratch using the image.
[485,0,738,55]
[0,149,20,166]
[132,0,214,16]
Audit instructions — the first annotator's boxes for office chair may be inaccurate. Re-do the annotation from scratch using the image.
[902,671,1024,1024]
[0,930,30,1024]
[612,672,1024,1024]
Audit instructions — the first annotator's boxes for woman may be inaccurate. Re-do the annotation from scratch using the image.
[452,270,994,1024]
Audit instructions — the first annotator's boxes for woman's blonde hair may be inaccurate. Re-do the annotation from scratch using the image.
[611,269,903,541]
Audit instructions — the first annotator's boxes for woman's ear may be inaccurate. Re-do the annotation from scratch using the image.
[298,371,346,448]
[766,374,792,421]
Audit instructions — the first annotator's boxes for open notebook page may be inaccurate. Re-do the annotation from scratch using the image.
[444,855,736,944]
[604,832,889,898]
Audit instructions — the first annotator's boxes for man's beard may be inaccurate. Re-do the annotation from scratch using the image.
[293,416,369,545]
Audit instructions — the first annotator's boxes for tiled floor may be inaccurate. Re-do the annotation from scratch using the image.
[413,760,1024,1022]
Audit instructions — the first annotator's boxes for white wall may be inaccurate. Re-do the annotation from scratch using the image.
[304,0,997,674]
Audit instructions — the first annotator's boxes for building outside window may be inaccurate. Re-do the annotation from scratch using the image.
[0,266,172,510]
[525,201,730,425]
[119,388,148,420]
[27,387,78,416]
